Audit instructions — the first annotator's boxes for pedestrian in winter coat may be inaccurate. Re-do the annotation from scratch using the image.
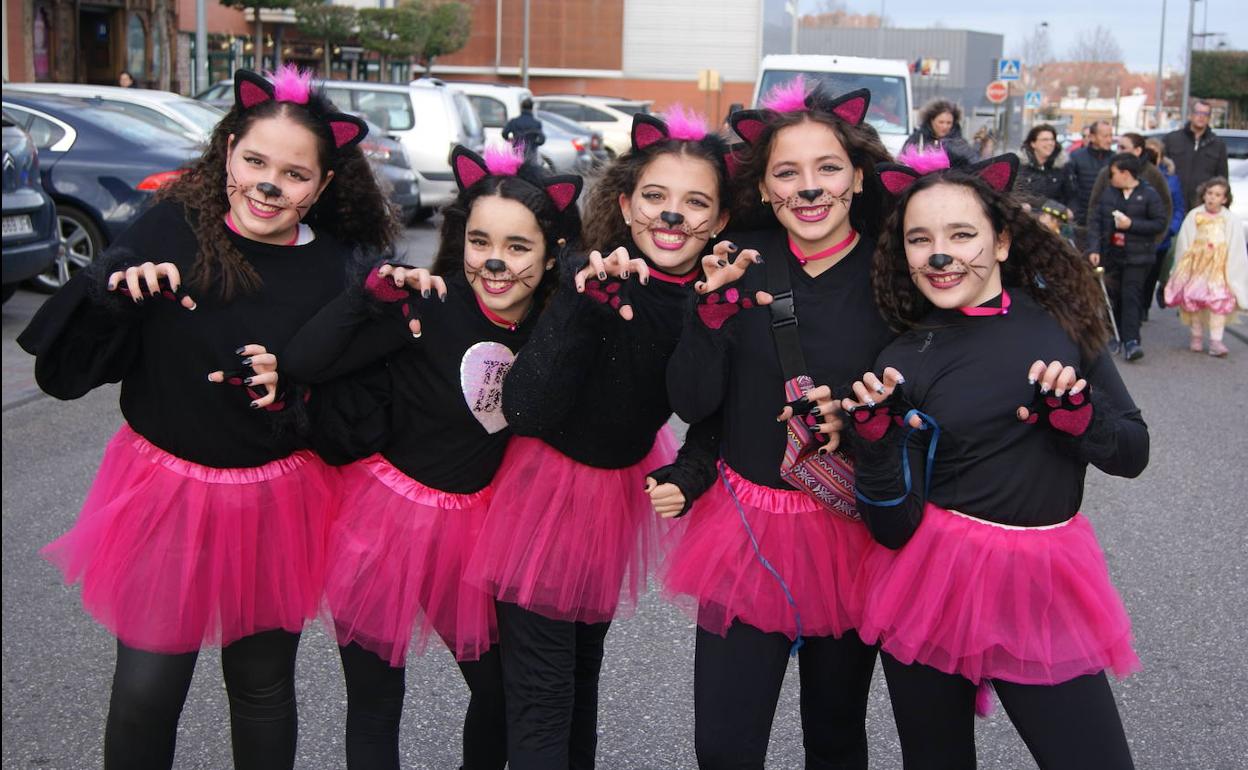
[1163,100,1230,215]
[502,98,546,165]
[1086,132,1172,247]
[1015,123,1073,208]
[901,98,977,166]
[1088,153,1167,361]
[1065,120,1115,226]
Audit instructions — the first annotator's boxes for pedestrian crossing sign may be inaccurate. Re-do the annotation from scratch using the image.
[1025,91,1043,109]
[998,59,1021,81]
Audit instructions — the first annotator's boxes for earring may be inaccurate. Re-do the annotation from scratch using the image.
[625,218,632,226]
[761,194,769,204]
[711,231,718,238]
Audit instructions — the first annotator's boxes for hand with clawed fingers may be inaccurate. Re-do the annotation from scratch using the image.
[208,344,282,410]
[772,383,845,453]
[840,368,924,439]
[692,241,772,329]
[367,264,448,337]
[1016,360,1093,436]
[574,246,651,321]
[107,261,197,310]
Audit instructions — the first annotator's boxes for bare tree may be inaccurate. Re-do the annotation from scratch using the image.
[1066,25,1124,96]
[1014,24,1054,91]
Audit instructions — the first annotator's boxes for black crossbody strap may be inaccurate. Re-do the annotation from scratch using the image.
[765,253,808,381]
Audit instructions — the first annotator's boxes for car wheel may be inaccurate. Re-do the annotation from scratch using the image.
[30,205,105,293]
[1,284,17,304]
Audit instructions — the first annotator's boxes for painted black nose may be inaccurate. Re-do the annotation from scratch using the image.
[256,182,282,198]
[798,188,822,202]
[660,211,685,227]
[484,258,507,274]
[928,253,954,269]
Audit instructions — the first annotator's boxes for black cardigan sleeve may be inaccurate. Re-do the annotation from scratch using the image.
[645,411,722,516]
[1068,350,1150,478]
[666,294,738,424]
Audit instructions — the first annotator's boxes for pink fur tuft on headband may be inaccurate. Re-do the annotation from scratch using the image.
[896,146,951,175]
[483,142,525,176]
[663,105,709,141]
[761,75,810,113]
[270,64,313,105]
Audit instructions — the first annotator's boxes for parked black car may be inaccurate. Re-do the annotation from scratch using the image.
[2,111,60,303]
[0,93,200,291]
[355,115,422,225]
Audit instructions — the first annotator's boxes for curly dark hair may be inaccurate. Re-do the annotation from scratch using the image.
[918,98,963,130]
[873,170,1109,357]
[582,135,731,253]
[1195,176,1232,207]
[728,89,894,236]
[157,95,398,300]
[431,166,584,309]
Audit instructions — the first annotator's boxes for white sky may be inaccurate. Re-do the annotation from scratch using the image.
[798,0,1238,73]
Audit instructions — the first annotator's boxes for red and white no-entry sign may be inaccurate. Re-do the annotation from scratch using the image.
[986,80,1009,104]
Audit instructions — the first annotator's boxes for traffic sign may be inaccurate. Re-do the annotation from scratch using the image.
[998,59,1022,81]
[986,80,1009,104]
[1025,91,1043,109]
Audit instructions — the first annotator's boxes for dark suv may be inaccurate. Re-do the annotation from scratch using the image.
[2,111,59,303]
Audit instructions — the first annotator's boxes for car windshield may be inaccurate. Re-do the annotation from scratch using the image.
[167,99,225,135]
[73,102,197,147]
[605,102,650,115]
[757,70,910,135]
[536,111,589,136]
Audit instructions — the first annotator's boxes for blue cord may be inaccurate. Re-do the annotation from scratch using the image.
[720,463,805,657]
[854,409,941,508]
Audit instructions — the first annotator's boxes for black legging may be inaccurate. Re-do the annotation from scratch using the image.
[880,653,1135,770]
[104,629,301,770]
[495,600,610,770]
[337,641,508,770]
[693,620,877,770]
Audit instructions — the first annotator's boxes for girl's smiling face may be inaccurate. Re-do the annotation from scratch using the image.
[619,151,728,275]
[761,118,863,253]
[902,182,1010,309]
[463,194,551,321]
[225,113,332,244]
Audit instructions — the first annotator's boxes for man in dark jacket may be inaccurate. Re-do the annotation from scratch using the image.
[1065,120,1115,230]
[1163,100,1229,215]
[1087,153,1167,361]
[502,98,545,165]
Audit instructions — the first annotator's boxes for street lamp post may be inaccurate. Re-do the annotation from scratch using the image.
[1182,0,1196,123]
[1155,0,1166,129]
[521,0,530,88]
[196,0,207,94]
[786,1,798,55]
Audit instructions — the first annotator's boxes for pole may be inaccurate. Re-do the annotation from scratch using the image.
[876,0,886,58]
[1155,0,1166,129]
[1181,0,1195,123]
[494,0,502,72]
[521,0,530,88]
[789,3,798,55]
[195,0,207,93]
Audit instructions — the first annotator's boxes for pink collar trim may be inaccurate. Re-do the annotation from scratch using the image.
[474,292,520,331]
[648,264,701,286]
[224,212,299,246]
[788,230,858,266]
[959,290,1011,317]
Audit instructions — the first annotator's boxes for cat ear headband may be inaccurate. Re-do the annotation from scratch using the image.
[877,148,1019,197]
[631,106,736,173]
[729,78,872,146]
[450,144,582,212]
[233,66,367,150]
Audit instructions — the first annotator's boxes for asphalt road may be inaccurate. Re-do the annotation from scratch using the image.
[3,227,1246,768]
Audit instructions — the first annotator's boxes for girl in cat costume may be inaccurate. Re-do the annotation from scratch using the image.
[831,148,1144,769]
[281,143,583,770]
[18,67,390,770]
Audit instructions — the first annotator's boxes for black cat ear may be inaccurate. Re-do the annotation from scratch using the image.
[826,88,871,126]
[451,145,490,191]
[543,174,583,212]
[729,110,767,145]
[234,69,275,110]
[326,113,368,149]
[631,113,671,151]
[968,153,1019,193]
[876,163,923,197]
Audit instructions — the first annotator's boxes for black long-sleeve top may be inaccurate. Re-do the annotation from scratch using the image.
[666,229,896,490]
[16,200,351,468]
[501,244,720,495]
[282,270,541,494]
[852,290,1149,531]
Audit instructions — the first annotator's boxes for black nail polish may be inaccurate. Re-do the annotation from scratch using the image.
[234,346,247,355]
[439,294,447,303]
[243,377,254,386]
[717,260,728,268]
[810,406,821,417]
[250,402,260,409]
[598,272,607,281]
[241,357,253,366]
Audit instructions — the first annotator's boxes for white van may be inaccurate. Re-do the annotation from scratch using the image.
[753,54,913,156]
[445,82,534,145]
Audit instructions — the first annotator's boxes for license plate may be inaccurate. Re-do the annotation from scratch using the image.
[2,215,34,237]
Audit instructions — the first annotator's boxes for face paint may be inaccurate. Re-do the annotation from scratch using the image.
[622,152,725,273]
[224,114,328,245]
[798,188,822,202]
[463,195,548,322]
[763,119,860,253]
[902,183,1007,309]
[928,252,953,270]
[660,210,685,227]
[256,181,283,199]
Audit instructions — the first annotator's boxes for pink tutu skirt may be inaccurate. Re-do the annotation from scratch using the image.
[465,428,677,624]
[326,455,496,666]
[660,461,872,640]
[42,424,336,654]
[858,503,1140,686]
